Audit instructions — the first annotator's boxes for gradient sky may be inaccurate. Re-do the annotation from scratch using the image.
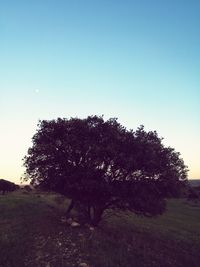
[0,0,200,183]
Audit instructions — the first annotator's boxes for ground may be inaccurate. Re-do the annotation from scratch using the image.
[0,191,200,267]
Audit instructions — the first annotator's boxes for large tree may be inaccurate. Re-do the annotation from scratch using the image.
[0,179,19,194]
[23,116,188,225]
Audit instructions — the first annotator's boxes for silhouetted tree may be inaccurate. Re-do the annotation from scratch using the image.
[0,179,19,194]
[187,187,199,202]
[23,116,188,225]
[23,185,32,192]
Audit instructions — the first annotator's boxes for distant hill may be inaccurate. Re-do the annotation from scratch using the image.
[189,179,200,187]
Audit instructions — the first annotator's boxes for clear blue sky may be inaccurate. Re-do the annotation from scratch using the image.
[0,0,200,183]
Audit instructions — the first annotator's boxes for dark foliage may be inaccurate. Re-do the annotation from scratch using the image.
[23,185,32,192]
[23,116,188,225]
[0,179,19,194]
[187,187,200,201]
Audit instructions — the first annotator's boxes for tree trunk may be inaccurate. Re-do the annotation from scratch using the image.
[87,205,92,221]
[90,206,104,226]
[65,199,74,218]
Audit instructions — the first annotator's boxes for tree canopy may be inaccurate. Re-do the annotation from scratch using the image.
[0,179,19,194]
[23,116,188,225]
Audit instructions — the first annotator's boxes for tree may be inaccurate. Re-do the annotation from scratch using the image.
[0,179,19,194]
[187,186,200,202]
[23,185,32,192]
[23,116,188,225]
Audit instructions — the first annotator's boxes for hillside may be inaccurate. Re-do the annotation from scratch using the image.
[0,191,200,267]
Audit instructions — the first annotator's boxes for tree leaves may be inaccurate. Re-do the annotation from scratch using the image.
[23,116,188,225]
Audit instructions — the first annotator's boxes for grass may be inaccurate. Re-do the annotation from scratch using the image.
[87,199,200,267]
[0,191,200,267]
[0,193,43,266]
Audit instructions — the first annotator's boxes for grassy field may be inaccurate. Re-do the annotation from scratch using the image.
[0,191,200,267]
